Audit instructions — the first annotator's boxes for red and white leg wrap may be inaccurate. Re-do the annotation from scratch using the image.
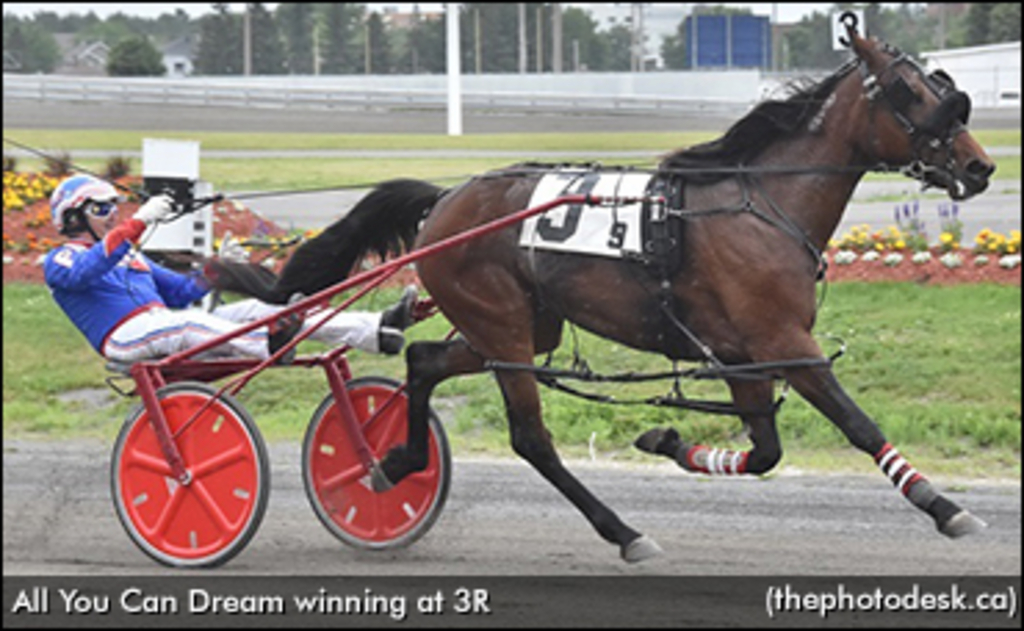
[681,446,749,475]
[875,443,926,496]
[874,443,940,511]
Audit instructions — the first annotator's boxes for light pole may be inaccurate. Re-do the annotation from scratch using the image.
[446,3,462,136]
[243,5,252,76]
[518,3,527,73]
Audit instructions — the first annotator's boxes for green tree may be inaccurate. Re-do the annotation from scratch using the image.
[661,15,687,70]
[560,6,602,72]
[964,3,996,45]
[152,9,195,44]
[248,3,285,74]
[278,2,314,74]
[364,12,391,74]
[461,4,519,73]
[404,14,445,73]
[779,9,849,70]
[596,23,632,71]
[988,3,1021,43]
[79,13,137,47]
[320,3,361,74]
[194,4,242,75]
[106,35,166,76]
[3,22,60,73]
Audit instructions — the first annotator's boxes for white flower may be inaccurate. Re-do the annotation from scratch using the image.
[912,251,933,265]
[974,255,990,267]
[939,252,963,269]
[999,254,1022,269]
[862,250,881,262]
[2,255,13,266]
[883,253,904,267]
[834,250,858,265]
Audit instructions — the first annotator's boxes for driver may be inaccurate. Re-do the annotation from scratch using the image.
[43,174,417,364]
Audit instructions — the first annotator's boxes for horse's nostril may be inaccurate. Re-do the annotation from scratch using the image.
[966,159,995,178]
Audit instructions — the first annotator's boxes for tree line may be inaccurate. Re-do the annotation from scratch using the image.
[3,3,1020,77]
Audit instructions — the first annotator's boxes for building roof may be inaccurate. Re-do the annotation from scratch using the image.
[162,34,197,58]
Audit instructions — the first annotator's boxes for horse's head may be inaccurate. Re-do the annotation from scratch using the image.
[846,26,995,200]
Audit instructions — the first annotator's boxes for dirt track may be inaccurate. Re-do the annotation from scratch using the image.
[3,439,1019,576]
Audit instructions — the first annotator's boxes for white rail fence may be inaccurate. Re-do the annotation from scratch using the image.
[2,73,755,116]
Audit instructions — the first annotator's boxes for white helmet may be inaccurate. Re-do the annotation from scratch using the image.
[50,174,122,235]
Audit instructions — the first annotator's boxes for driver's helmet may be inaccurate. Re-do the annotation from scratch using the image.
[50,174,121,235]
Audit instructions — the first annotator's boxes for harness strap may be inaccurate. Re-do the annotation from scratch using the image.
[744,174,828,279]
[482,348,841,419]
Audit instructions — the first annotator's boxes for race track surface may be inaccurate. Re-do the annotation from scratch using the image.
[3,439,1019,576]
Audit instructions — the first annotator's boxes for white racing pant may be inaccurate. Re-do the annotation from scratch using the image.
[103,299,383,363]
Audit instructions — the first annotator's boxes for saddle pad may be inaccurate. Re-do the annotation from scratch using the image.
[519,170,654,259]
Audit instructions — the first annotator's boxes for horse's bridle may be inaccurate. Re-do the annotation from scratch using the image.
[858,50,972,193]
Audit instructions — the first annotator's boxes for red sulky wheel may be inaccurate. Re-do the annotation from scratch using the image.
[303,376,451,550]
[111,382,269,568]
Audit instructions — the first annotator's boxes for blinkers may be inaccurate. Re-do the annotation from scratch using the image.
[859,51,975,192]
[863,53,972,146]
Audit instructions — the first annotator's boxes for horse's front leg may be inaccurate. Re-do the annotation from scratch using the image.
[635,378,783,476]
[785,362,986,538]
[373,338,481,489]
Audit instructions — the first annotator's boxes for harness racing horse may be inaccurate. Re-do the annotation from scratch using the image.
[209,28,994,562]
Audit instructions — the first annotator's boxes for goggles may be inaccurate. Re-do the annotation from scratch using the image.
[84,200,117,219]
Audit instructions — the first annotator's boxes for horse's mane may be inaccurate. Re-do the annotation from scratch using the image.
[659,59,859,183]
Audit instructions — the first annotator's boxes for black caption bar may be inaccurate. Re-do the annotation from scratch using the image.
[4,576,1020,628]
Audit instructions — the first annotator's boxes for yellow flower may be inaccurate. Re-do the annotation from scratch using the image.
[940,232,953,244]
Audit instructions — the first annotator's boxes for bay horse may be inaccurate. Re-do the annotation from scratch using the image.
[210,28,994,562]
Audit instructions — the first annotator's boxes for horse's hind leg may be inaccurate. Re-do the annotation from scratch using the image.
[375,338,660,562]
[785,362,985,538]
[635,379,783,476]
[375,338,483,484]
[493,368,661,562]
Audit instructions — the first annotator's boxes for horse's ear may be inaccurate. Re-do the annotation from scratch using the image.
[840,11,872,60]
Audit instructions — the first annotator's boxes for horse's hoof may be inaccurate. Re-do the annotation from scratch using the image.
[938,510,987,538]
[634,428,679,456]
[621,535,663,563]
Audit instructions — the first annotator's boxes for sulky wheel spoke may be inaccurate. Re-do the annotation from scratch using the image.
[319,462,368,494]
[191,479,236,533]
[190,444,249,480]
[125,446,174,478]
[369,415,405,456]
[145,482,187,540]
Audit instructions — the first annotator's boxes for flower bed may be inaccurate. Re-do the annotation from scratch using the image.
[825,248,1020,286]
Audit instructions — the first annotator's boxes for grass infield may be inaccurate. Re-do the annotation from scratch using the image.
[2,282,1019,479]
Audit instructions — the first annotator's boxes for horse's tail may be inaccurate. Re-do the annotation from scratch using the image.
[206,178,446,304]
